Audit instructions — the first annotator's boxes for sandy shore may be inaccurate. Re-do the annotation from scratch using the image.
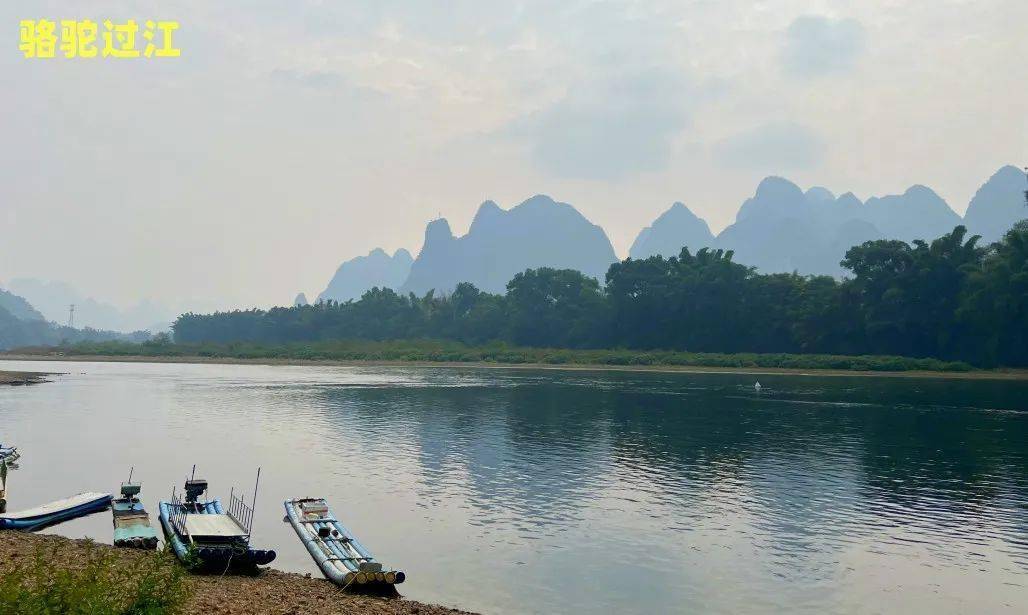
[0,370,54,386]
[0,531,473,614]
[3,353,1028,381]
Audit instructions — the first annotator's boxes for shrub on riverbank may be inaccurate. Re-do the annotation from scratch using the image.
[0,542,187,614]
[9,338,975,372]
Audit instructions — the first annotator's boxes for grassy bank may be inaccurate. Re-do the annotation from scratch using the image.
[8,338,977,373]
[0,532,471,615]
[0,538,186,614]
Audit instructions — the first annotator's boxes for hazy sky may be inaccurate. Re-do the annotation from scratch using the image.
[2,1,1026,310]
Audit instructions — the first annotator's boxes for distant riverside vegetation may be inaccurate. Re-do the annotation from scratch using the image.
[152,222,1027,369]
[0,288,150,350]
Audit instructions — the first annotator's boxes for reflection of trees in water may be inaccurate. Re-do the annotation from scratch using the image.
[853,405,1028,526]
[601,376,1028,507]
[601,380,1028,576]
[603,386,870,574]
[308,375,1028,553]
[310,383,615,532]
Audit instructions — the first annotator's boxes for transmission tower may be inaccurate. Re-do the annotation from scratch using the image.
[68,304,75,328]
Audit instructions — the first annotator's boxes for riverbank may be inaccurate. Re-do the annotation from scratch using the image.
[0,370,53,386]
[4,352,1028,381]
[9,340,975,373]
[0,531,472,614]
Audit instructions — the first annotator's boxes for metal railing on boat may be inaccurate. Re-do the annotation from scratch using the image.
[227,487,254,541]
[168,488,188,537]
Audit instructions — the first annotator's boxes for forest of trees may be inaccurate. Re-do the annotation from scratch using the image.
[173,223,1028,367]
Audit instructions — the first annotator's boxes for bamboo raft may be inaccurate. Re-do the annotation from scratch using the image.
[284,497,405,592]
[112,471,159,549]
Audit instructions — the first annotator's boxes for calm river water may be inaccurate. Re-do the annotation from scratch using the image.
[0,359,1026,613]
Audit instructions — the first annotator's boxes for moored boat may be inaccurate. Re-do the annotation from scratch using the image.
[0,492,112,530]
[0,458,9,513]
[284,497,405,592]
[0,444,20,464]
[112,470,159,549]
[158,468,275,573]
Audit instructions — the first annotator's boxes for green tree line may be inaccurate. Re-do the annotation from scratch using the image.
[173,223,1028,367]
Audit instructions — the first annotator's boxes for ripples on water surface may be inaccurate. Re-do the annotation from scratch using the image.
[0,360,1026,613]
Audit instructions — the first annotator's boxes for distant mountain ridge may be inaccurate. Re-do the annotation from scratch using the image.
[962,165,1028,243]
[862,184,962,242]
[638,165,1025,276]
[400,195,618,295]
[315,165,1026,299]
[629,202,714,259]
[318,248,413,302]
[0,288,46,322]
[7,278,173,332]
[0,285,150,349]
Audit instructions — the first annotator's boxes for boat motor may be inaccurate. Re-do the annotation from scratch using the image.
[120,482,141,500]
[184,478,208,503]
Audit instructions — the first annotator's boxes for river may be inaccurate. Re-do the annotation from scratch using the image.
[0,359,1026,613]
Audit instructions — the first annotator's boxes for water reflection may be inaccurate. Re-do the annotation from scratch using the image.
[297,369,1028,611]
[0,361,1026,613]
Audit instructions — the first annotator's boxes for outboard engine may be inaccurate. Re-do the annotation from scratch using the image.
[184,478,208,503]
[120,481,141,500]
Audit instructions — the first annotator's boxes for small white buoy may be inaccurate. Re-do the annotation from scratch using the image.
[754,381,762,392]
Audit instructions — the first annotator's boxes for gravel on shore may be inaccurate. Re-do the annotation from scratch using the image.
[0,370,52,385]
[0,531,475,614]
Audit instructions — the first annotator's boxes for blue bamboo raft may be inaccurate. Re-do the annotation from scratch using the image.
[284,497,405,592]
[112,475,159,549]
[0,492,112,531]
[159,475,275,573]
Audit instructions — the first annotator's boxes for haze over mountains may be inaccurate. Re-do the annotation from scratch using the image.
[0,285,151,349]
[4,278,175,332]
[312,165,1026,300]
